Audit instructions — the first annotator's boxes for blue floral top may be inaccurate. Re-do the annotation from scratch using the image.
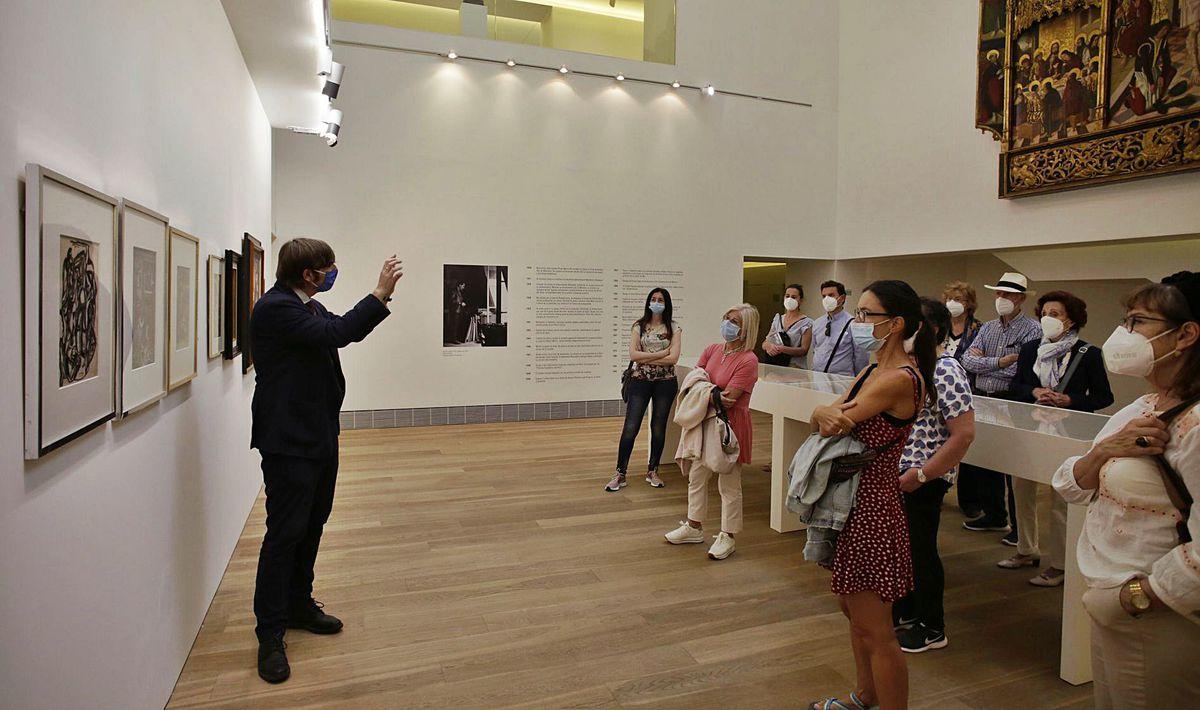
[900,355,974,484]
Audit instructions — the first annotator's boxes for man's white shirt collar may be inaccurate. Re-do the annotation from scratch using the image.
[293,288,312,304]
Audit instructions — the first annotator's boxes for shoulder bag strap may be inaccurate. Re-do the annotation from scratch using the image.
[1153,395,1200,543]
[1052,344,1090,394]
[823,319,853,373]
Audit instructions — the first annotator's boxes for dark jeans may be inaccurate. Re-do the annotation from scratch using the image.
[957,462,1008,521]
[895,478,951,632]
[616,377,678,474]
[254,452,339,641]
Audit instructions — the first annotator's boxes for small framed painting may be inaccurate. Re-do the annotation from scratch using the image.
[167,228,200,390]
[207,254,224,359]
[23,164,119,459]
[223,249,241,359]
[117,199,169,418]
[240,232,265,374]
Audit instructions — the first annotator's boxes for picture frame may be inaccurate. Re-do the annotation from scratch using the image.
[207,254,224,360]
[240,232,265,374]
[223,249,242,359]
[117,199,170,419]
[166,228,200,390]
[23,164,119,459]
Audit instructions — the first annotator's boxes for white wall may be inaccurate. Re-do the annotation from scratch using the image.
[835,0,1200,259]
[273,0,840,411]
[0,2,272,709]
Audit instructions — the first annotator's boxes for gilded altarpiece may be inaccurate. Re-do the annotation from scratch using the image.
[983,0,1200,197]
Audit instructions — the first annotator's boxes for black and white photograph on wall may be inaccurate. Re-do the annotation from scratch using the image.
[443,264,508,348]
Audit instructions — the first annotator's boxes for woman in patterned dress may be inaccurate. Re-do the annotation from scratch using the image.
[808,281,936,710]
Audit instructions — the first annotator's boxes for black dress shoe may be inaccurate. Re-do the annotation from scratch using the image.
[288,597,344,635]
[257,634,290,684]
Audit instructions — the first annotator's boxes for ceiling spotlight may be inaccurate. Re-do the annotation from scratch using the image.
[321,61,344,99]
[447,51,458,60]
[703,84,715,96]
[322,107,342,146]
[506,59,516,67]
[671,81,680,88]
[559,65,569,74]
[616,74,625,81]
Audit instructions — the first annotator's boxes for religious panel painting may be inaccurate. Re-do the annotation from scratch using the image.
[981,0,1200,196]
[979,0,1010,137]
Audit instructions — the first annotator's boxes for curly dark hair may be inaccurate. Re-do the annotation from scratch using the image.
[1037,290,1088,330]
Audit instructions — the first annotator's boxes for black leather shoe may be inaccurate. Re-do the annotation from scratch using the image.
[287,597,344,635]
[257,634,290,684]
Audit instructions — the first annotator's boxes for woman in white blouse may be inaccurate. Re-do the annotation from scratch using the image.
[1051,272,1200,709]
[762,283,813,368]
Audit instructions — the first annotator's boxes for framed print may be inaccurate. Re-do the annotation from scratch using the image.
[23,164,119,459]
[116,200,169,418]
[167,228,199,390]
[240,232,265,374]
[207,254,224,359]
[223,250,241,359]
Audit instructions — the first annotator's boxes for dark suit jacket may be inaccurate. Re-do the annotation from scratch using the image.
[1011,337,1114,413]
[250,281,390,458]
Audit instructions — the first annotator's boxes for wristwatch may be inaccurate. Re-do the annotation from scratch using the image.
[915,468,928,484]
[1127,579,1152,615]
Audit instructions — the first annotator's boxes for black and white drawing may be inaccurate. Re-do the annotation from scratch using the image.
[443,264,508,348]
[59,236,99,386]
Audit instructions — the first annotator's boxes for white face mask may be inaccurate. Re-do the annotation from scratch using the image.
[995,297,1016,317]
[945,300,965,318]
[1040,315,1066,340]
[783,297,799,312]
[902,323,921,354]
[1102,325,1178,377]
[822,295,839,313]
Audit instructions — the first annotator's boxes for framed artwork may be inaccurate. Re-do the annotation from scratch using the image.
[22,164,118,459]
[167,228,199,390]
[981,0,1200,197]
[978,0,1009,138]
[240,232,265,374]
[117,199,169,418]
[207,254,224,359]
[223,249,242,359]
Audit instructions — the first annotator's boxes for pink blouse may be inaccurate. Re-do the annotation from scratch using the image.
[696,343,760,464]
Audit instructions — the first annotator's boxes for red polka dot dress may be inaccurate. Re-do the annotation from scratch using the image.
[828,367,920,603]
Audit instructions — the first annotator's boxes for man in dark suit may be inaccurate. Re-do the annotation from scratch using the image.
[250,238,402,683]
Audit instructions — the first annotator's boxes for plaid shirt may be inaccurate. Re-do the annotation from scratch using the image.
[960,314,1041,394]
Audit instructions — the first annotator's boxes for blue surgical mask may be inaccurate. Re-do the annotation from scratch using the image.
[850,320,893,352]
[720,319,741,342]
[649,301,665,315]
[313,266,338,292]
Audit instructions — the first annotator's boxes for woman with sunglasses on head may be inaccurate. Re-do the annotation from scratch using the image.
[807,280,935,710]
[1052,271,1200,709]
[607,288,682,492]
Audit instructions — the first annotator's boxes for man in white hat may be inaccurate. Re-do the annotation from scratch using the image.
[959,272,1041,535]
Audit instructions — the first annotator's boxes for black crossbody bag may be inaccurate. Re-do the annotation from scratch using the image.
[763,314,794,367]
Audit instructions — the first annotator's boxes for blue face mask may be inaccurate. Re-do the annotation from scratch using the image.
[649,301,665,315]
[850,320,893,352]
[721,319,741,342]
[313,266,338,292]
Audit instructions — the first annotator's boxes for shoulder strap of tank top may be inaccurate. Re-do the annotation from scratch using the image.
[844,364,878,403]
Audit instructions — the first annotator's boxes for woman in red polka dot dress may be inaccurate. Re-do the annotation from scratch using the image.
[808,281,936,710]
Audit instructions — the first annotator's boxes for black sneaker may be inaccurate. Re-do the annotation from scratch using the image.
[1001,530,1019,546]
[287,597,344,635]
[899,624,948,654]
[961,508,984,521]
[257,633,290,684]
[893,615,918,632]
[962,515,1010,532]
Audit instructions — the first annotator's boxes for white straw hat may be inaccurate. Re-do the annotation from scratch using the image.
[984,272,1030,294]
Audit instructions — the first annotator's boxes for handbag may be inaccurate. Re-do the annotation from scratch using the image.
[620,361,635,403]
[762,314,794,367]
[1152,394,1200,544]
[709,388,740,455]
[1051,343,1090,394]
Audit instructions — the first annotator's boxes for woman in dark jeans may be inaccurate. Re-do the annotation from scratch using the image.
[894,299,976,653]
[606,288,682,491]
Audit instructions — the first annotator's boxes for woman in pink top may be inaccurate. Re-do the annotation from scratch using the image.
[664,303,760,560]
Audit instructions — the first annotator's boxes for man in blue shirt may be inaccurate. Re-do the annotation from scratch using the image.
[811,280,868,377]
[960,272,1041,536]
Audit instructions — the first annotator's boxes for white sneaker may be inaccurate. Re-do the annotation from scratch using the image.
[708,532,735,560]
[664,521,704,544]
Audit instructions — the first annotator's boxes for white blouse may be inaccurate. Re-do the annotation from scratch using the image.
[1052,395,1200,624]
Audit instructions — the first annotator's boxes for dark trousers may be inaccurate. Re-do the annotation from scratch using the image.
[957,462,1008,521]
[616,377,678,473]
[254,452,339,641]
[895,479,951,631]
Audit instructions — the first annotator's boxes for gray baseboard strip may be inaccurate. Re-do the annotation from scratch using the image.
[340,399,627,430]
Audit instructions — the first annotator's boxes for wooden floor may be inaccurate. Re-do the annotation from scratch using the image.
[169,413,1092,709]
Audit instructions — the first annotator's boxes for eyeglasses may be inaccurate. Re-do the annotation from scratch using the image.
[1120,314,1174,332]
[854,309,892,322]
